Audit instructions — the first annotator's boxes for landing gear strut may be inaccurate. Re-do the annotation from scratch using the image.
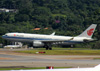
[45,44,52,50]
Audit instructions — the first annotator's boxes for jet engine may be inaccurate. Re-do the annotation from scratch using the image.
[33,41,44,47]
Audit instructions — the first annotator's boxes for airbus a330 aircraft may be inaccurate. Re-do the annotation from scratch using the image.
[2,24,97,50]
[3,64,100,71]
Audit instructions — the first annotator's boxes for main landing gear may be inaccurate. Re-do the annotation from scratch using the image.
[44,44,52,50]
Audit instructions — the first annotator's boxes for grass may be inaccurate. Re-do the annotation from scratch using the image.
[0,67,45,70]
[15,47,100,55]
[0,67,71,70]
[34,47,91,50]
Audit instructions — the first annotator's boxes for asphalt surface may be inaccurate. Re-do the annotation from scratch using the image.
[0,49,100,68]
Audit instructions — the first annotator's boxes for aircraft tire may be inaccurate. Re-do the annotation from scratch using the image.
[45,44,52,50]
[46,47,49,50]
[45,45,49,50]
[49,47,52,50]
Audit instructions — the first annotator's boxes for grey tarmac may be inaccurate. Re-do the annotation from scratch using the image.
[0,49,100,68]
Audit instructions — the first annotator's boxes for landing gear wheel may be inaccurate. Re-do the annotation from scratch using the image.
[46,47,49,50]
[49,47,52,50]
[45,44,52,50]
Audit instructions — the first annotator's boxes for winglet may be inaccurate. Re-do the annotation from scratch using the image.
[50,32,55,36]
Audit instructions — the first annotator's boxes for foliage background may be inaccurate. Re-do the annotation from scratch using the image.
[0,0,100,48]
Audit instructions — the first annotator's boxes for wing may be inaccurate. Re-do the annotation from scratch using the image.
[40,37,74,43]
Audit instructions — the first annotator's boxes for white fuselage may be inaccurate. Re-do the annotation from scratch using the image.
[2,33,72,42]
[2,33,92,45]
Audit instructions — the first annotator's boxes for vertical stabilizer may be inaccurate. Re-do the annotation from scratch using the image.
[78,24,97,38]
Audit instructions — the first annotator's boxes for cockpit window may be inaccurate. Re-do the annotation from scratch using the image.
[5,33,8,36]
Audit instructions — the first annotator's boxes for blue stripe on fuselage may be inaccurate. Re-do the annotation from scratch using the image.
[2,36,83,44]
[2,36,52,41]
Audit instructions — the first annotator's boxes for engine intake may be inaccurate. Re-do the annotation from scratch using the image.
[33,41,44,47]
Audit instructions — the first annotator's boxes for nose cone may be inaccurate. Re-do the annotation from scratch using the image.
[2,35,6,39]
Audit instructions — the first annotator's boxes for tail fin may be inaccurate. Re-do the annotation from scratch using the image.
[78,24,97,38]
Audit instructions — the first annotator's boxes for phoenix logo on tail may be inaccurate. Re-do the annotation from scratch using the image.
[87,28,94,36]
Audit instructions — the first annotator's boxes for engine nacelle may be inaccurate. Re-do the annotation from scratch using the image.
[33,41,44,47]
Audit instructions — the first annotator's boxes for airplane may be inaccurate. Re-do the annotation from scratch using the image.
[4,45,21,49]
[3,64,100,71]
[2,24,97,50]
[4,42,22,49]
